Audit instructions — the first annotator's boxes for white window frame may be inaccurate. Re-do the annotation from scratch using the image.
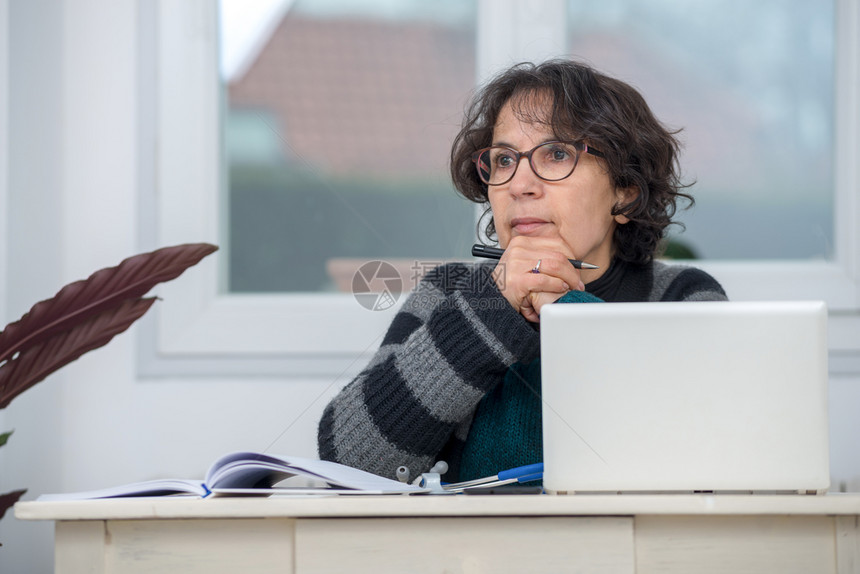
[139,0,860,378]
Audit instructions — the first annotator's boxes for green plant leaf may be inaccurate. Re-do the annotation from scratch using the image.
[0,430,11,447]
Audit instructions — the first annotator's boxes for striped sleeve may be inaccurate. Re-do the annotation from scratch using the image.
[651,261,728,302]
[317,262,539,479]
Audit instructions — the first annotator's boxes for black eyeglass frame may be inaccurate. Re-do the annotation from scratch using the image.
[471,141,605,186]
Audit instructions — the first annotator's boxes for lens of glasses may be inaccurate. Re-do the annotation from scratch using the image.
[475,142,580,185]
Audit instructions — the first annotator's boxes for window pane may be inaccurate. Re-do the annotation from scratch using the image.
[220,0,476,292]
[568,0,835,260]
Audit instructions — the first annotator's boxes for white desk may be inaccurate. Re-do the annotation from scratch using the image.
[16,494,860,573]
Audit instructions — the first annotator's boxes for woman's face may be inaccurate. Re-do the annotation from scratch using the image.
[488,98,630,281]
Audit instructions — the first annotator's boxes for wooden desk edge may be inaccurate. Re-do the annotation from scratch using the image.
[15,493,860,522]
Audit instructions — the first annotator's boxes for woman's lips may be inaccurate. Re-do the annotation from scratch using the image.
[510,217,549,235]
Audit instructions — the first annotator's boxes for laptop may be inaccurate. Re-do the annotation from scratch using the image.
[540,300,830,494]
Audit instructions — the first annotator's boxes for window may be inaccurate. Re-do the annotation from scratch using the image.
[220,0,477,294]
[567,0,835,262]
[139,0,479,376]
[140,0,860,378]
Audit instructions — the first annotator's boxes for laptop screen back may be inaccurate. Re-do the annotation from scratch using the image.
[540,301,829,494]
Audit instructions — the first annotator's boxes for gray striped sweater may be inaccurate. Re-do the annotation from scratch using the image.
[317,258,727,480]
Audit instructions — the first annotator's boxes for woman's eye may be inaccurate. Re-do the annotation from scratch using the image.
[549,147,570,161]
[496,154,516,168]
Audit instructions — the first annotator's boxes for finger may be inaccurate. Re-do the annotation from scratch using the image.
[529,256,582,290]
[524,272,572,295]
[492,262,534,315]
[528,291,564,318]
[503,238,582,276]
[493,244,584,317]
[494,253,578,309]
[518,296,541,323]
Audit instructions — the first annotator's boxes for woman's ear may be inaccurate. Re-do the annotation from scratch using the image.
[613,186,639,224]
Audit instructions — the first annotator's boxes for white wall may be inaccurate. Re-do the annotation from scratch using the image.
[0,2,340,572]
[829,373,860,491]
[1,0,66,569]
[1,1,860,573]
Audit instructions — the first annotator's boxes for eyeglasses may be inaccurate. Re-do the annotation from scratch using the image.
[471,141,605,186]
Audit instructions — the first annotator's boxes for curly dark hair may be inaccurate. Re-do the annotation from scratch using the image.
[450,59,692,264]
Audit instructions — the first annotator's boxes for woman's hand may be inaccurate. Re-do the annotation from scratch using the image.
[491,236,585,322]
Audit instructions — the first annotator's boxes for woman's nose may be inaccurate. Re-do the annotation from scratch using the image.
[507,156,543,197]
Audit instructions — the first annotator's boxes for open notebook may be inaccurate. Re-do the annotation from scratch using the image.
[540,300,830,494]
[37,452,424,500]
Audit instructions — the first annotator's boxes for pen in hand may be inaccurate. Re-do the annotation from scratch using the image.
[471,244,599,270]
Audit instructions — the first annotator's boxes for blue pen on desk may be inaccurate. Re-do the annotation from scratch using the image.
[444,463,543,492]
[471,244,599,270]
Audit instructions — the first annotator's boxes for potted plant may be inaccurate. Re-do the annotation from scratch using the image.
[0,243,218,529]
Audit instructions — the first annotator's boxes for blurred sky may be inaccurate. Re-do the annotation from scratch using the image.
[219,0,292,81]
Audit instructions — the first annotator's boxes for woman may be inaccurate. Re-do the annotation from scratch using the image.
[318,59,726,482]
